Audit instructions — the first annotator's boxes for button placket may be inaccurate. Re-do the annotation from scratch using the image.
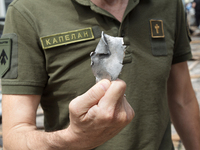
[121,30,125,37]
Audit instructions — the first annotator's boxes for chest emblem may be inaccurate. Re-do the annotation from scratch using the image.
[150,20,165,38]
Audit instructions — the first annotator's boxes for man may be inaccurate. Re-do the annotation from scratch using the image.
[1,0,200,149]
[193,0,200,28]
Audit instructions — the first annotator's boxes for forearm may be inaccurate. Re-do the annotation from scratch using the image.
[3,124,81,150]
[2,94,76,150]
[169,97,200,150]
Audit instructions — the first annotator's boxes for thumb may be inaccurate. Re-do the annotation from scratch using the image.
[69,79,111,116]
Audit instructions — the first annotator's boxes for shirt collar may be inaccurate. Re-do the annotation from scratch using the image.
[73,0,140,7]
[73,0,90,6]
[73,0,141,21]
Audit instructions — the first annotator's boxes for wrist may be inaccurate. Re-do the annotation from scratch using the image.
[26,129,82,150]
[63,126,90,150]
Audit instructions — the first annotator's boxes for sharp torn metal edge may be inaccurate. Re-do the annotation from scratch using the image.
[90,32,126,82]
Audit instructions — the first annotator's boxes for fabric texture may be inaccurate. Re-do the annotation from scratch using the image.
[1,0,192,149]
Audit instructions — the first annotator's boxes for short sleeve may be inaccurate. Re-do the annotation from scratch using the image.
[1,4,48,95]
[172,0,192,64]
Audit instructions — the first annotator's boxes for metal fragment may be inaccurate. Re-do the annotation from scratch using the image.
[90,32,126,82]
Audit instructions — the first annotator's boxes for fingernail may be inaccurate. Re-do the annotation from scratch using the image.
[99,79,111,91]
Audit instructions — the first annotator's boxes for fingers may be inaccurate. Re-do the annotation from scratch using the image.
[98,79,126,108]
[97,79,134,124]
[123,97,135,121]
[69,79,111,116]
[68,79,134,149]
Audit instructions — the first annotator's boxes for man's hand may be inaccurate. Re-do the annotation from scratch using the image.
[67,79,135,149]
[3,79,134,150]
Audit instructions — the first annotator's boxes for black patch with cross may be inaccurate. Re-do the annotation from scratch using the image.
[149,19,167,56]
[150,20,165,38]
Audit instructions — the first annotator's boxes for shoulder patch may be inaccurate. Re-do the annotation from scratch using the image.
[40,27,95,50]
[0,38,11,77]
[1,33,18,79]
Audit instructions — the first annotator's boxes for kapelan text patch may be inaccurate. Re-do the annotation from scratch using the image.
[40,27,95,49]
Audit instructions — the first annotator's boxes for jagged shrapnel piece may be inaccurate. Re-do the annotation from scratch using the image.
[90,32,126,82]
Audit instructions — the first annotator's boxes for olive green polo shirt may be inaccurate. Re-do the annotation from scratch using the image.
[1,0,191,149]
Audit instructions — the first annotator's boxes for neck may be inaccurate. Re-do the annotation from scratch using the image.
[90,0,129,22]
[100,0,122,5]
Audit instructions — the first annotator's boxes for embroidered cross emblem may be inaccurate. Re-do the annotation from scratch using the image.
[155,24,160,34]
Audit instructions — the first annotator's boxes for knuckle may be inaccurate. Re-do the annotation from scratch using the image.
[113,80,127,95]
[127,108,135,123]
[131,108,135,118]
[69,101,75,112]
[117,80,127,90]
[105,112,115,121]
[69,97,80,115]
[118,112,129,124]
[120,80,127,89]
[101,109,115,122]
[116,109,134,125]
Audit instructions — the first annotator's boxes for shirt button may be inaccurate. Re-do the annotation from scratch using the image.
[121,30,125,37]
[109,18,114,21]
